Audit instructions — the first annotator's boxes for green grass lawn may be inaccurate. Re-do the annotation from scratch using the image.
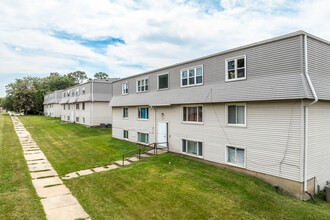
[19,116,138,176]
[19,116,330,219]
[0,115,46,219]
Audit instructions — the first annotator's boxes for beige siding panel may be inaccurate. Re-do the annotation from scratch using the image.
[92,102,112,125]
[112,100,303,182]
[307,101,330,190]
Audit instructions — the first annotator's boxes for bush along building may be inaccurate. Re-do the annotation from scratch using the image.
[44,79,116,127]
[110,31,330,200]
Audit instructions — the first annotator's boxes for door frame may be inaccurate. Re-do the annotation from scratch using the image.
[157,121,168,147]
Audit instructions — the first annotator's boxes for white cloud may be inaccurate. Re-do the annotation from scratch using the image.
[0,0,329,83]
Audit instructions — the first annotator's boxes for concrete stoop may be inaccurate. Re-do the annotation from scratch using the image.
[62,148,168,180]
[11,116,89,220]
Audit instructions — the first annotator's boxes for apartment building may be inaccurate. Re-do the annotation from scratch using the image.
[44,79,116,126]
[110,31,330,200]
[43,90,63,117]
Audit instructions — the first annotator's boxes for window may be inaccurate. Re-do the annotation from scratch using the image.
[72,90,75,96]
[225,56,246,81]
[226,146,245,167]
[181,65,203,87]
[158,73,169,90]
[67,90,70,97]
[137,132,149,144]
[226,103,246,126]
[122,82,128,95]
[183,106,203,123]
[123,107,128,118]
[68,104,70,110]
[136,78,149,92]
[82,87,85,94]
[67,116,70,121]
[76,117,79,122]
[63,92,66,97]
[76,88,79,95]
[83,117,85,124]
[76,103,79,109]
[138,107,149,119]
[63,104,65,110]
[182,139,203,157]
[82,103,85,110]
[123,130,128,139]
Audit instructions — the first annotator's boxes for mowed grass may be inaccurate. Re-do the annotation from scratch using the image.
[65,153,330,219]
[19,116,138,176]
[0,116,46,219]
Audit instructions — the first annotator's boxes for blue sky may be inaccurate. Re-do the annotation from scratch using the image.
[0,0,330,97]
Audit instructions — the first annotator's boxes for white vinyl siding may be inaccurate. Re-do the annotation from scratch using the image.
[181,65,203,87]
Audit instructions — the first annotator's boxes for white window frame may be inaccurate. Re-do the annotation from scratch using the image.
[225,55,247,82]
[225,103,246,127]
[76,103,79,110]
[157,72,169,90]
[180,65,203,87]
[122,82,129,95]
[136,78,149,93]
[76,117,79,122]
[82,117,85,124]
[181,138,203,158]
[76,88,80,95]
[71,90,75,96]
[123,107,128,119]
[137,106,149,120]
[82,87,86,94]
[67,90,70,97]
[123,130,129,139]
[181,105,203,124]
[82,102,85,110]
[225,145,246,168]
[137,132,149,144]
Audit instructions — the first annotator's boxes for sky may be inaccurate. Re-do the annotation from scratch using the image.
[0,0,330,97]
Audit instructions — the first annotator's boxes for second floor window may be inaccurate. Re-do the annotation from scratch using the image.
[226,103,246,126]
[82,87,85,94]
[71,90,74,96]
[67,91,70,97]
[158,73,169,90]
[137,78,149,92]
[123,107,128,118]
[138,107,149,119]
[76,88,79,95]
[183,106,203,123]
[63,92,66,97]
[226,56,246,81]
[122,82,128,95]
[181,66,203,87]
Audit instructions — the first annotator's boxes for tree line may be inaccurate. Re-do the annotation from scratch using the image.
[1,71,110,114]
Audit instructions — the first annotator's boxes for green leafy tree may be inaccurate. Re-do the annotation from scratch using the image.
[94,72,109,80]
[68,71,88,84]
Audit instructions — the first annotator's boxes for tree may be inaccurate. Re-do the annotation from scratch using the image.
[68,71,88,84]
[94,72,109,80]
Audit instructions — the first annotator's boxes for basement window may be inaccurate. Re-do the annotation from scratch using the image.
[123,130,128,139]
[226,146,245,167]
[182,139,203,157]
[137,132,149,144]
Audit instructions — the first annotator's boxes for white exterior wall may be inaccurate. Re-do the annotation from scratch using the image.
[92,102,112,126]
[44,104,61,118]
[112,100,303,182]
[307,101,330,191]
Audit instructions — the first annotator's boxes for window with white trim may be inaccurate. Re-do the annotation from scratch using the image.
[82,87,86,94]
[158,73,169,90]
[76,88,80,95]
[63,104,65,110]
[225,56,246,81]
[76,103,79,109]
[83,117,85,124]
[138,107,149,119]
[137,132,149,144]
[183,106,202,123]
[182,139,203,156]
[71,90,75,96]
[181,65,203,87]
[123,130,128,139]
[67,116,70,121]
[122,82,128,95]
[123,107,128,118]
[136,78,149,92]
[76,117,79,122]
[63,92,66,97]
[226,146,245,167]
[226,104,246,126]
[82,103,85,110]
[68,104,70,110]
[67,90,70,97]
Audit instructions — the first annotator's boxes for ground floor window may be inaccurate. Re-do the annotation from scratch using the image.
[182,139,203,156]
[123,130,128,139]
[76,117,79,122]
[83,117,85,123]
[67,116,70,121]
[226,146,245,167]
[138,107,149,119]
[137,132,149,144]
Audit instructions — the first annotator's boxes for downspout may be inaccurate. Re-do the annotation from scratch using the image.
[91,80,94,127]
[303,34,318,197]
[154,107,156,143]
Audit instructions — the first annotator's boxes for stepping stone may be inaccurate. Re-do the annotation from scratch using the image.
[77,169,93,176]
[29,163,53,172]
[140,154,151,158]
[25,154,46,161]
[157,150,168,154]
[27,160,48,165]
[31,170,58,179]
[41,194,80,210]
[62,172,79,179]
[35,184,70,198]
[45,203,89,220]
[32,177,63,188]
[106,164,118,170]
[93,167,108,172]
[115,160,131,166]
[127,157,140,162]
